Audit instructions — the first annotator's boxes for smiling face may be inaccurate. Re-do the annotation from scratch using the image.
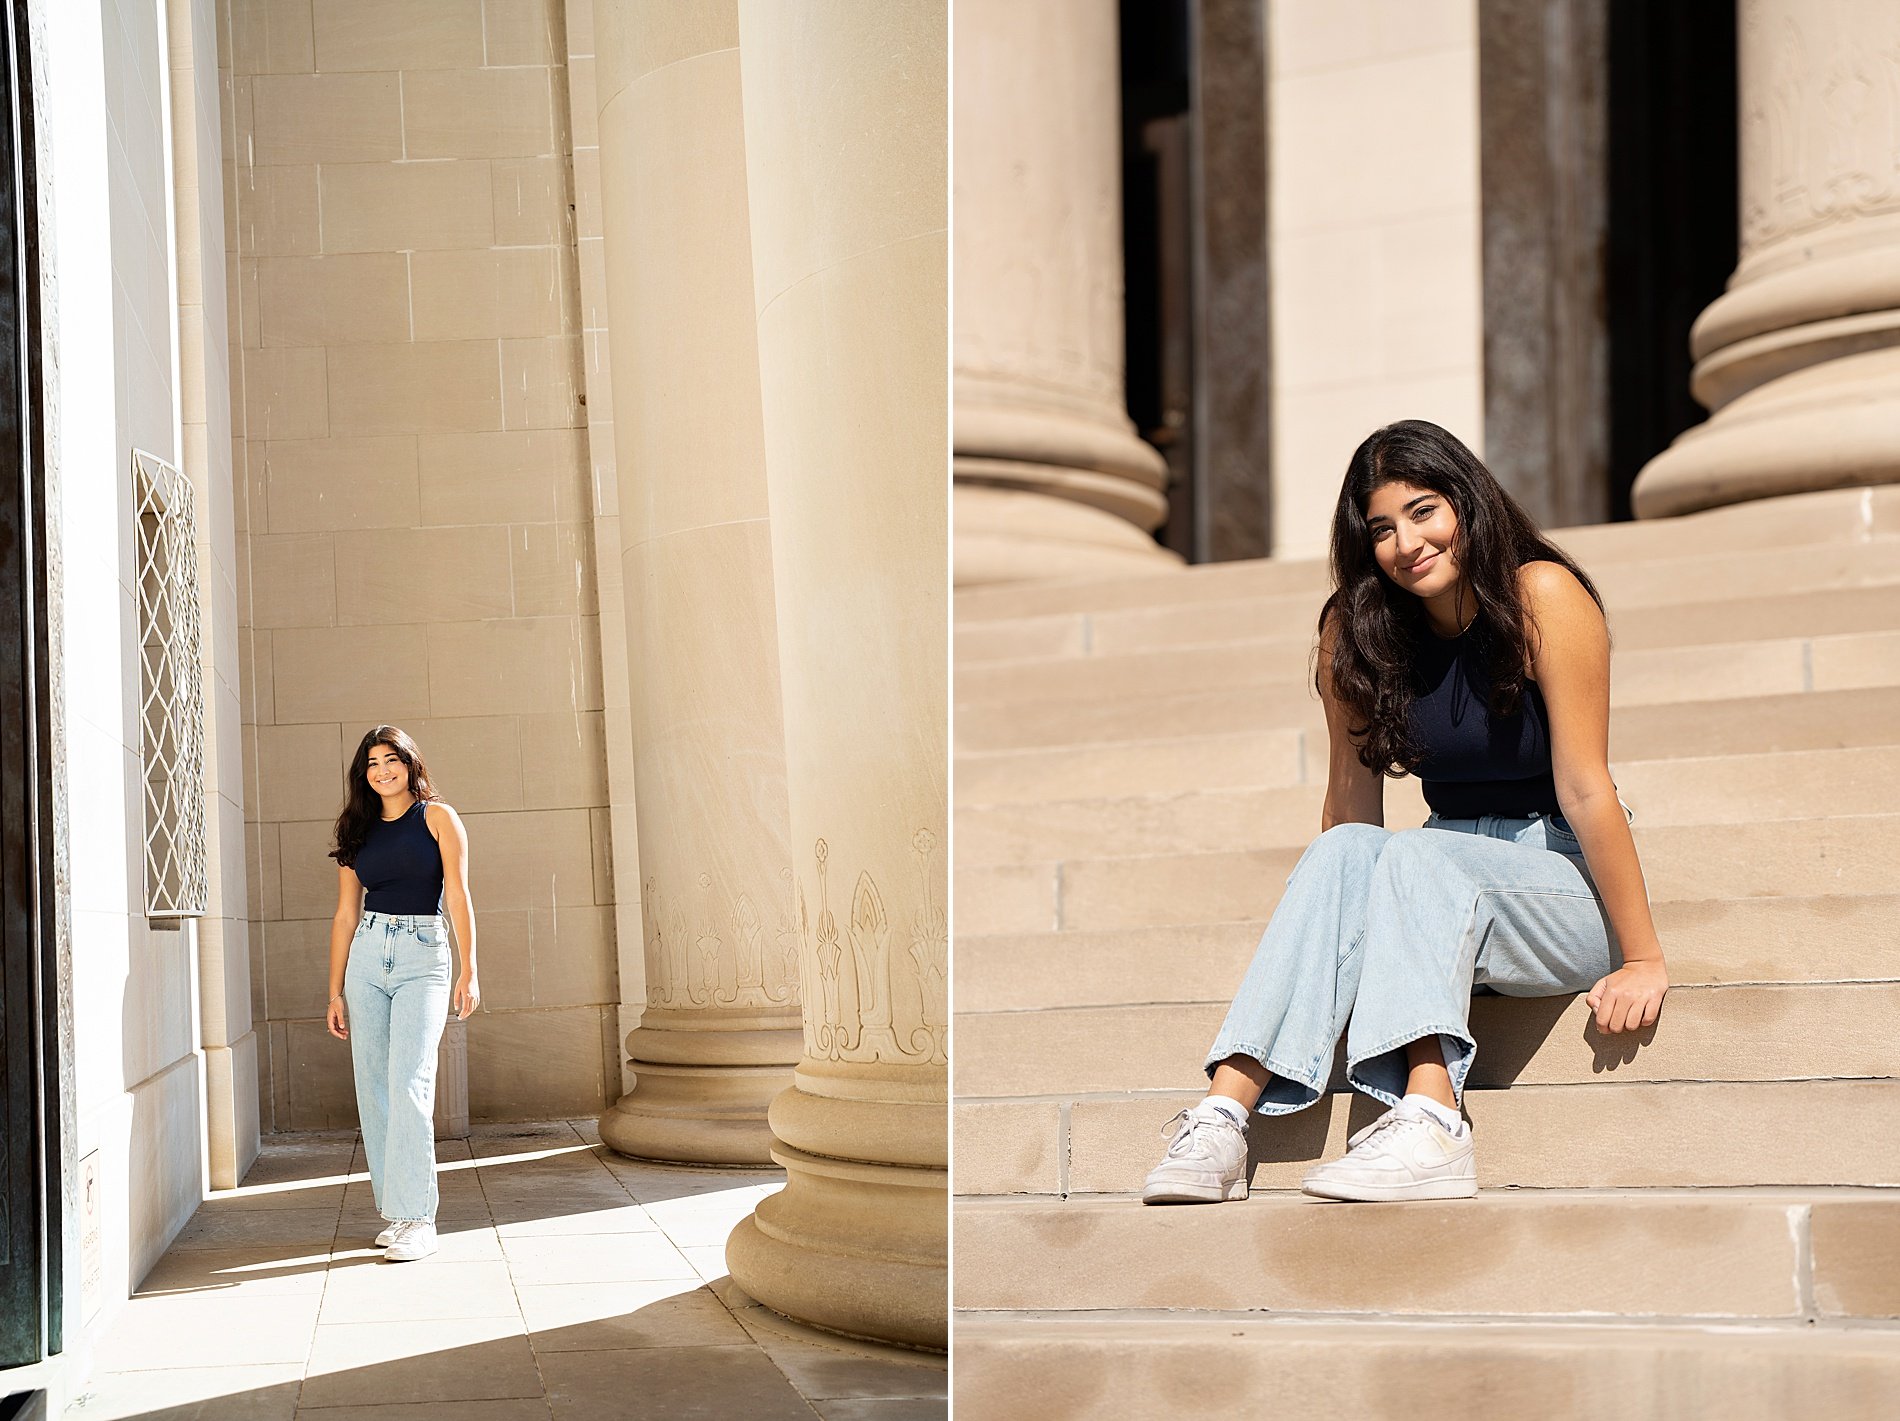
[364,742,410,801]
[1365,480,1461,597]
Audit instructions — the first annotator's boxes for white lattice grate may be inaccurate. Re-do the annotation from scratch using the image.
[134,450,209,918]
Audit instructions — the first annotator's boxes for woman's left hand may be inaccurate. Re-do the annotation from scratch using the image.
[1584,958,1668,1035]
[454,970,481,1020]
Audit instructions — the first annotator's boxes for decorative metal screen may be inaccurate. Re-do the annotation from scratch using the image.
[133,450,209,918]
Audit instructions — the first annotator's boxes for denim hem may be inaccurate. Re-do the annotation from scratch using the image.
[1202,1044,1324,1116]
[1345,1024,1477,1109]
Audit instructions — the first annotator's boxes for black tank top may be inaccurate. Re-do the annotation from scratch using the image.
[354,800,445,914]
[1407,626,1559,818]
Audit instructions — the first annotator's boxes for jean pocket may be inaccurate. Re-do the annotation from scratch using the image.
[1546,812,1582,847]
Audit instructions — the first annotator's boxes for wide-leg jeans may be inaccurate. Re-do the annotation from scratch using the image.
[344,909,453,1222]
[1205,804,1633,1115]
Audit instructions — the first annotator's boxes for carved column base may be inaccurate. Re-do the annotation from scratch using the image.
[726,1064,947,1351]
[956,485,1184,586]
[1633,346,1900,519]
[597,1009,800,1168]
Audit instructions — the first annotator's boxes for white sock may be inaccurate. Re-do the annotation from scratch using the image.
[1404,1092,1466,1136]
[1202,1096,1250,1128]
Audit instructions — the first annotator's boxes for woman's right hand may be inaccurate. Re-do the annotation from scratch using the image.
[326,994,349,1040]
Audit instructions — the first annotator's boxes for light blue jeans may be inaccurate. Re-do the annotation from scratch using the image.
[344,910,452,1222]
[1206,803,1632,1114]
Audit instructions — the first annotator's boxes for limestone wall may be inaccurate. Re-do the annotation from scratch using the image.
[1268,0,1485,559]
[223,0,623,1128]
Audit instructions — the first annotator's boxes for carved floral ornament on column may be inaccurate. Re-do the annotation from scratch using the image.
[1741,6,1900,253]
[801,829,948,1068]
[642,867,803,1011]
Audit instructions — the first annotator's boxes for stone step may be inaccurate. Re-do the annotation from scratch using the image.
[955,685,1900,806]
[953,484,1900,626]
[955,894,1900,1016]
[954,1080,1900,1196]
[956,582,1900,666]
[955,627,1900,711]
[955,746,1900,867]
[956,814,1900,936]
[952,1312,1900,1421]
[953,980,1900,1099]
[952,1189,1900,1321]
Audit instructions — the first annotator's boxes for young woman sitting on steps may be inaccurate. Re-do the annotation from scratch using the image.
[1143,419,1669,1206]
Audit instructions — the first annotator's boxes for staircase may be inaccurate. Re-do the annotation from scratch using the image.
[952,486,1900,1418]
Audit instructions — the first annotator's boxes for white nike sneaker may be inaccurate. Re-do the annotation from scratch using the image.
[383,1222,438,1261]
[374,1220,406,1248]
[1301,1100,1477,1202]
[1141,1101,1250,1204]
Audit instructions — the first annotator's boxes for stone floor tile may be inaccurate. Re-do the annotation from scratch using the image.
[490,1200,658,1237]
[565,1117,602,1145]
[136,1245,333,1297]
[516,1279,753,1352]
[681,1244,732,1282]
[318,1258,524,1324]
[202,1178,350,1211]
[499,1230,699,1286]
[644,1202,758,1249]
[759,1344,950,1403]
[599,1160,784,1205]
[66,1362,304,1420]
[171,1206,341,1251]
[811,1401,947,1421]
[91,1291,322,1371]
[300,1319,542,1408]
[540,1344,820,1421]
[290,1401,552,1421]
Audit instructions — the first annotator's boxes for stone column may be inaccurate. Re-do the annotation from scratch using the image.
[1633,0,1900,517]
[591,0,803,1168]
[725,2,949,1350]
[954,0,1178,585]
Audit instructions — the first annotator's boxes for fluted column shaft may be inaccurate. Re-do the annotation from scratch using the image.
[591,0,802,1167]
[725,1,949,1351]
[1634,0,1900,516]
[953,0,1177,584]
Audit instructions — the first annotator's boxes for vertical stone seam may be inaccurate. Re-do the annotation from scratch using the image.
[1791,1202,1816,1321]
[1057,1100,1071,1197]
[1800,639,1813,693]
[1079,613,1092,655]
[1052,860,1064,932]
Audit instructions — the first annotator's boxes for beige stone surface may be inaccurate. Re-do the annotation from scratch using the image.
[256,253,409,347]
[250,72,401,165]
[327,341,504,437]
[268,624,432,723]
[318,160,495,253]
[243,345,329,439]
[404,68,558,161]
[492,154,574,246]
[955,1193,1804,1316]
[309,0,487,72]
[427,617,601,716]
[333,526,515,624]
[1812,1201,1900,1319]
[261,435,420,532]
[1046,1080,1900,1196]
[467,1007,615,1118]
[957,982,1900,1098]
[951,1101,1062,1196]
[411,248,576,342]
[246,531,336,628]
[416,429,590,525]
[954,1314,1900,1421]
[957,730,1305,807]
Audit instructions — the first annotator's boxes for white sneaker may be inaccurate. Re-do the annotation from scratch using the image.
[1141,1102,1250,1204]
[383,1222,438,1261]
[373,1220,406,1248]
[1301,1100,1477,1202]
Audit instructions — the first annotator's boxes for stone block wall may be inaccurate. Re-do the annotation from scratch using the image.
[221,0,623,1128]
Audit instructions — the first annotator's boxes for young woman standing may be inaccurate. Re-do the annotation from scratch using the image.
[1143,419,1669,1205]
[325,726,480,1260]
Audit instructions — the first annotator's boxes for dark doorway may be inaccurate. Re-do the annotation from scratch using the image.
[1121,0,1274,564]
[0,0,58,1372]
[1604,0,1738,520]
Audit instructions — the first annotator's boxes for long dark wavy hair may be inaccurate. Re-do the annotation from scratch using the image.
[329,725,438,870]
[1316,420,1606,778]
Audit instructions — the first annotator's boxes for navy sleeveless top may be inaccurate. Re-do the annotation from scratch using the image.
[1407,626,1559,818]
[354,800,445,914]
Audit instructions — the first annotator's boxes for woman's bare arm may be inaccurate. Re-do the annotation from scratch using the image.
[427,802,480,1019]
[327,864,364,1039]
[1522,560,1668,1033]
[1317,611,1385,831]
